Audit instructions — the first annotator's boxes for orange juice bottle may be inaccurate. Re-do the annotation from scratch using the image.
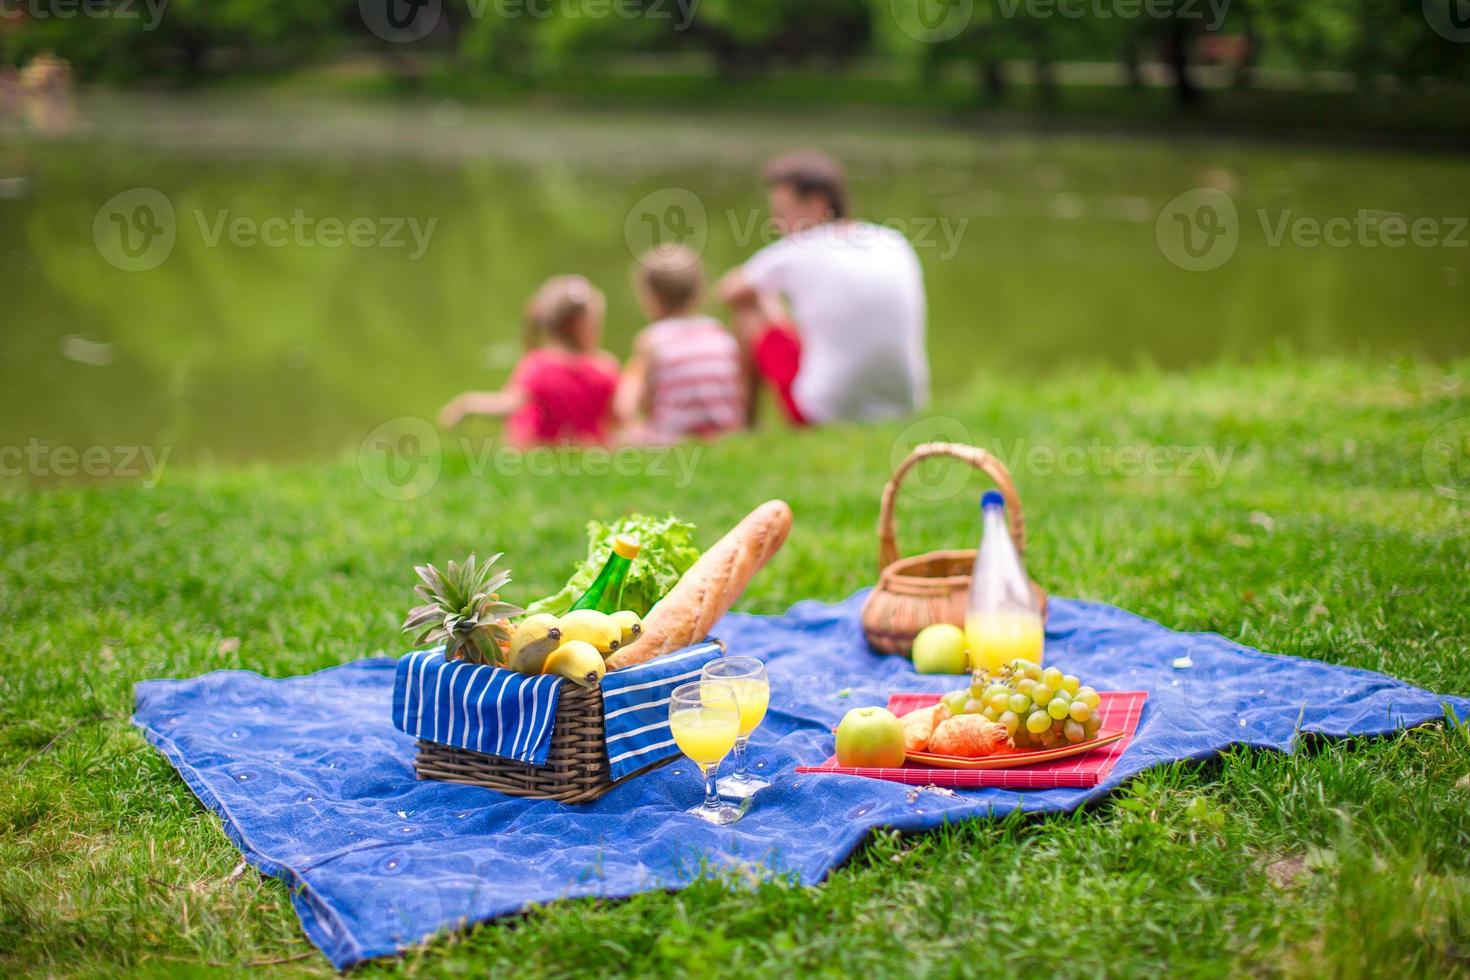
[965,491,1044,674]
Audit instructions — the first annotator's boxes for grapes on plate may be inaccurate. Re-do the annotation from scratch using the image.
[968,661,1111,749]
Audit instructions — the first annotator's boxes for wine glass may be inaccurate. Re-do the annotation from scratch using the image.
[667,680,743,825]
[701,656,770,800]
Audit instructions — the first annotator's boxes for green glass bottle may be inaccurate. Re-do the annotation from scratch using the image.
[568,534,641,614]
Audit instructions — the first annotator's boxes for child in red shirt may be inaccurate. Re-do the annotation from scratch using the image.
[439,275,620,446]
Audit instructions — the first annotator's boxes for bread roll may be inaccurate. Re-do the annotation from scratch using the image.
[928,715,1010,758]
[900,704,941,753]
[605,500,792,669]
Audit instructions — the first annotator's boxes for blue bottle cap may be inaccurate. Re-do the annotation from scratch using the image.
[981,490,1005,509]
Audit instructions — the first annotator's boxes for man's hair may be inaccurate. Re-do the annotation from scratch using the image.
[635,245,704,315]
[762,149,849,220]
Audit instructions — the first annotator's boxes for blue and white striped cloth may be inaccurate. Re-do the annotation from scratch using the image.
[392,650,563,766]
[390,640,727,776]
[600,639,725,781]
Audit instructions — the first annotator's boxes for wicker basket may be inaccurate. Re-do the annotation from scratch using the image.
[860,442,1047,656]
[411,639,725,803]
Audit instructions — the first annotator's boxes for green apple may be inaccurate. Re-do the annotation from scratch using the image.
[834,706,906,768]
[911,623,969,674]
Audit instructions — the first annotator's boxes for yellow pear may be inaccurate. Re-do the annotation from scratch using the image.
[542,640,606,688]
[608,610,643,647]
[557,609,621,654]
[508,614,563,674]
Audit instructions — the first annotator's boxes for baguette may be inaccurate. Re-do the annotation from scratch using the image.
[605,500,792,669]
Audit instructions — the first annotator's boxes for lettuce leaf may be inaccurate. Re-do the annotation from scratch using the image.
[524,513,700,618]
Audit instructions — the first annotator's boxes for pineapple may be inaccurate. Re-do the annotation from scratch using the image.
[402,553,523,666]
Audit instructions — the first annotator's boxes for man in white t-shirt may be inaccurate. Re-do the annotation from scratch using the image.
[716,150,929,426]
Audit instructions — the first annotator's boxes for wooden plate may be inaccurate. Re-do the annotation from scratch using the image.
[905,729,1126,770]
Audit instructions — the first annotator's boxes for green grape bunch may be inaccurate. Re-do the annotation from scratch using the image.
[941,660,1103,750]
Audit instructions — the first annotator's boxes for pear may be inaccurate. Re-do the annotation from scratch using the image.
[542,640,606,688]
[508,613,563,674]
[608,610,643,648]
[557,609,621,654]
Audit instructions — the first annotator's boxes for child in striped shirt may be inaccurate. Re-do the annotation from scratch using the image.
[615,246,748,444]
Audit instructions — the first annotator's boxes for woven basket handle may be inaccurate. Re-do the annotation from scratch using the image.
[877,442,1027,573]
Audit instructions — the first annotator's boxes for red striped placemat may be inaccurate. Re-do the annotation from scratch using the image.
[795,690,1148,789]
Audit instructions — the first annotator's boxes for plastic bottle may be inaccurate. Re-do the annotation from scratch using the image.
[966,491,1044,673]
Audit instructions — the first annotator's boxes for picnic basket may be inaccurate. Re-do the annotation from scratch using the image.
[410,643,723,804]
[861,442,1047,656]
[412,679,612,803]
[399,499,792,803]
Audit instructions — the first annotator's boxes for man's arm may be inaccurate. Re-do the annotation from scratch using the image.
[715,267,759,309]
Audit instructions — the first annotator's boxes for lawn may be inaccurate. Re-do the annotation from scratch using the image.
[3,356,1469,976]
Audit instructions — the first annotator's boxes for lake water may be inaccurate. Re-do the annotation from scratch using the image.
[3,93,1467,465]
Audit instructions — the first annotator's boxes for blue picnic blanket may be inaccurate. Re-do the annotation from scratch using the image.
[132,592,1470,969]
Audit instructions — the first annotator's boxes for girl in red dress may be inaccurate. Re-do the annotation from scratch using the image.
[439,276,620,447]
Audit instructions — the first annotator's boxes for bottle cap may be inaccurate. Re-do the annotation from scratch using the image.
[612,534,641,560]
[980,490,1005,509]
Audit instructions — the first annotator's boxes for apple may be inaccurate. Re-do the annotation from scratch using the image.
[911,623,969,674]
[834,706,906,768]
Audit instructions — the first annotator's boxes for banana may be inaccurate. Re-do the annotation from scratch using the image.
[508,614,563,674]
[542,640,606,687]
[557,609,621,655]
[609,610,643,647]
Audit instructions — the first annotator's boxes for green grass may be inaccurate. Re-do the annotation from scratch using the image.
[3,356,1470,976]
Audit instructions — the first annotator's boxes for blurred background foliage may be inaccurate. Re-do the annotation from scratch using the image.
[4,0,1467,99]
